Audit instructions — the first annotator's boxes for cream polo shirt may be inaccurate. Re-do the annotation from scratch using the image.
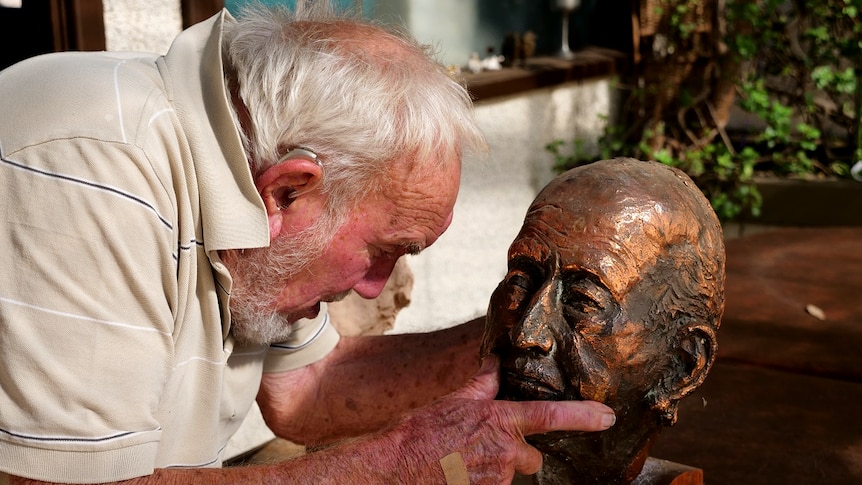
[0,10,339,483]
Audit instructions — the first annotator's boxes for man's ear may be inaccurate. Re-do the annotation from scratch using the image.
[255,155,324,239]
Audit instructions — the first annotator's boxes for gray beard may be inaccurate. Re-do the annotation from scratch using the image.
[223,217,341,346]
[224,242,305,346]
[229,302,294,346]
[230,289,349,345]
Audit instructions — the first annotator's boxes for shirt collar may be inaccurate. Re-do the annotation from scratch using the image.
[159,9,270,253]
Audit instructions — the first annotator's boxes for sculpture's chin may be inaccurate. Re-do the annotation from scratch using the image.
[527,407,663,485]
[528,431,636,485]
[528,428,597,455]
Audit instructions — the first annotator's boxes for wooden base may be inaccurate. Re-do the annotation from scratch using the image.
[632,457,703,485]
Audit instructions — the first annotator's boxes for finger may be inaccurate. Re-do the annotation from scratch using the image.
[513,442,544,476]
[449,354,500,401]
[513,399,616,436]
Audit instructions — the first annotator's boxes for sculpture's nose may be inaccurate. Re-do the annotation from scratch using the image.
[511,280,559,354]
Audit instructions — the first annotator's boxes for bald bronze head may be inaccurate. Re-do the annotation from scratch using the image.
[482,158,725,484]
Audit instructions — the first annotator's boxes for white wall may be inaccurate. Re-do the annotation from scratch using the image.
[102,0,182,54]
[393,77,617,334]
[373,0,481,68]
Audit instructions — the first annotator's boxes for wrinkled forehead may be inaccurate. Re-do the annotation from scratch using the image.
[508,159,715,296]
[510,194,668,297]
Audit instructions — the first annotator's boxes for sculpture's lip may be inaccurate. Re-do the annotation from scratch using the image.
[499,369,566,401]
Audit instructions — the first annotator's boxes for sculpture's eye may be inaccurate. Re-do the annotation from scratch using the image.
[563,291,603,316]
[561,274,618,335]
[505,269,531,292]
[503,269,535,307]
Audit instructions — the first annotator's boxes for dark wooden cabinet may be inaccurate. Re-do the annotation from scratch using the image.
[1,0,104,70]
[181,0,223,28]
[1,0,223,71]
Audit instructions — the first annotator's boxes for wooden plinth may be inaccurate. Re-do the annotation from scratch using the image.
[632,457,703,485]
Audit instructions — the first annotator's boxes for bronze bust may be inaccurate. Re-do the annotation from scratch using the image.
[481,158,726,484]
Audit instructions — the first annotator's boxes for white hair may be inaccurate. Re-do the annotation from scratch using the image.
[222,0,487,231]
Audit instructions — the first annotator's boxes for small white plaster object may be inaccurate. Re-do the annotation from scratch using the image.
[467,52,483,74]
[481,54,504,71]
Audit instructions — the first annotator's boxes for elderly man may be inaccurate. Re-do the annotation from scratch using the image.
[482,159,726,484]
[0,3,615,484]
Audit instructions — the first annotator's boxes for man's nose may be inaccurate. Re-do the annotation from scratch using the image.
[511,281,558,354]
[352,255,399,299]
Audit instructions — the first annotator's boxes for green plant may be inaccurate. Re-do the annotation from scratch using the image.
[727,0,862,173]
[547,0,860,222]
[547,128,763,221]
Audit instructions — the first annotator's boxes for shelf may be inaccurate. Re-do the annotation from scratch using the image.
[460,47,627,102]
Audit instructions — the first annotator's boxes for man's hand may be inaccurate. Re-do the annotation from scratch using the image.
[337,355,616,485]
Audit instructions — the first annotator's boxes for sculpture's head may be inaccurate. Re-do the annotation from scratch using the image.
[482,158,725,484]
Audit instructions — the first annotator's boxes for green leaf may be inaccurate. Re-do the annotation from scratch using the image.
[811,65,835,89]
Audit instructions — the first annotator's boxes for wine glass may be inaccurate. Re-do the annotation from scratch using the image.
[553,0,582,59]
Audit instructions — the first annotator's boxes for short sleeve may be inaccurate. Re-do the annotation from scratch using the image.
[263,303,341,373]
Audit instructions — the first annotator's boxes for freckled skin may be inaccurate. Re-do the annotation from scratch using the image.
[253,153,461,324]
[482,159,725,484]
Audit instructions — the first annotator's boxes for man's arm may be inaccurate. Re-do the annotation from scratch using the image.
[257,317,487,445]
[10,352,615,485]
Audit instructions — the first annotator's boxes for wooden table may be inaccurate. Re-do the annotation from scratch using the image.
[651,227,862,484]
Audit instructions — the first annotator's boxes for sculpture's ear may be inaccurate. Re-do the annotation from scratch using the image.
[654,323,717,425]
[669,324,717,402]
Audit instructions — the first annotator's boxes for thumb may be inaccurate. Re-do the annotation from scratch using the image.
[450,355,500,400]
